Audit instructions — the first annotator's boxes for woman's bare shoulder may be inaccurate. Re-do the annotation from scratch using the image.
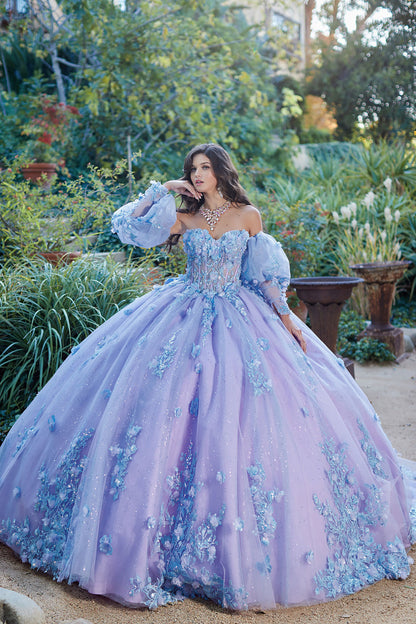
[237,204,262,234]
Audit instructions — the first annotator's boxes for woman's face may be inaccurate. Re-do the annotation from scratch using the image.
[190,153,218,195]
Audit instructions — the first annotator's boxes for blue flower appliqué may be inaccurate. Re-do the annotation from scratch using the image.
[313,437,411,599]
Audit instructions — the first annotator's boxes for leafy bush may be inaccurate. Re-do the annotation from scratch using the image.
[0,258,152,437]
[391,300,416,328]
[261,184,330,277]
[397,212,416,299]
[299,126,332,144]
[0,157,131,265]
[339,338,396,363]
[347,141,416,191]
[304,142,361,164]
[337,309,396,362]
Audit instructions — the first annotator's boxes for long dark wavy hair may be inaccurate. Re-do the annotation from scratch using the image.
[167,143,251,248]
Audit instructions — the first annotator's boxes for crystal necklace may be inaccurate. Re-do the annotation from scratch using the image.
[200,200,231,231]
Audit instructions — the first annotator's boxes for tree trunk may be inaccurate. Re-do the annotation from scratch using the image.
[304,0,316,67]
[50,41,67,104]
[0,48,11,93]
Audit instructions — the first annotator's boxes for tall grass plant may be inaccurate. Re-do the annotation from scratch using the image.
[0,258,152,436]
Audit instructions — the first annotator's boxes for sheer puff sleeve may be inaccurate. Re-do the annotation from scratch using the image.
[241,231,291,316]
[111,181,176,249]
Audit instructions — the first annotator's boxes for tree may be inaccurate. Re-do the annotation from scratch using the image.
[307,1,416,140]
[1,0,286,173]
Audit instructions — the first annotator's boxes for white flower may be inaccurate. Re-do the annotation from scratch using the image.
[394,210,400,223]
[385,213,393,223]
[377,253,382,261]
[384,206,392,219]
[381,231,387,242]
[351,218,357,229]
[332,211,340,224]
[367,232,375,244]
[363,250,368,260]
[358,228,364,238]
[340,205,352,219]
[383,177,392,192]
[394,242,401,256]
[364,191,375,208]
[364,222,371,233]
[348,202,357,215]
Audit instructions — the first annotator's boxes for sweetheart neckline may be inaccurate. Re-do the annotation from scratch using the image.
[183,228,250,242]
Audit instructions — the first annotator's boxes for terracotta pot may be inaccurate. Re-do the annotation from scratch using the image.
[290,276,363,376]
[21,163,57,189]
[37,251,82,267]
[349,260,411,358]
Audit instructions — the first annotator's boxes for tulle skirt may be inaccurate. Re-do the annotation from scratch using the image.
[0,277,415,609]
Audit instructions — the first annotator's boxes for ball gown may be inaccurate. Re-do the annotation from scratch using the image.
[0,182,415,611]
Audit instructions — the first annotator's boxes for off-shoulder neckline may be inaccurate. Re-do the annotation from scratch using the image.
[183,227,260,242]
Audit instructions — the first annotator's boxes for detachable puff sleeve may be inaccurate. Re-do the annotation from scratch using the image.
[240,231,291,315]
[111,181,177,249]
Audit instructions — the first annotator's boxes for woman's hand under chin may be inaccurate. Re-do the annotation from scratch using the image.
[164,180,202,201]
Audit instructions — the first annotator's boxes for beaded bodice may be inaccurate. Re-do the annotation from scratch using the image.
[183,228,249,295]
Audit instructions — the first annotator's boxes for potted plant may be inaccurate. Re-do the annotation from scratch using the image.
[21,94,80,188]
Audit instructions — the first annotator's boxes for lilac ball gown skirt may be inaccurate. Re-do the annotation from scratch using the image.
[0,211,415,610]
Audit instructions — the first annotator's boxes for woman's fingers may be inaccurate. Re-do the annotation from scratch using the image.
[165,180,202,200]
[292,328,307,353]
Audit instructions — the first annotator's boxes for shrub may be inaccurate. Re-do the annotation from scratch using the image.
[391,300,416,328]
[0,158,126,265]
[299,126,332,144]
[0,258,152,438]
[337,309,396,363]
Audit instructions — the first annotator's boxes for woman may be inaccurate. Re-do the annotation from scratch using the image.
[0,144,414,610]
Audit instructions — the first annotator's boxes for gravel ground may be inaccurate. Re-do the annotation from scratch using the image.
[1,352,415,624]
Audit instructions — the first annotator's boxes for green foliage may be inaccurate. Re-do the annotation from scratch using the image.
[330,189,406,272]
[304,142,361,164]
[299,127,332,144]
[21,93,80,166]
[0,0,289,175]
[391,300,416,328]
[288,142,416,301]
[398,212,416,299]
[0,410,18,445]
[261,180,330,277]
[347,141,416,191]
[337,309,396,363]
[0,157,126,264]
[339,338,396,363]
[0,258,152,433]
[307,7,416,142]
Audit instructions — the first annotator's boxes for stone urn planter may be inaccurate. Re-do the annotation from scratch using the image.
[21,163,58,189]
[290,276,363,376]
[349,260,411,358]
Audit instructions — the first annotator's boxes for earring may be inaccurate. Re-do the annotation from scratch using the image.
[217,187,223,198]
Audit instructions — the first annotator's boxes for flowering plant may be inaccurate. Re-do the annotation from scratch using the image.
[330,180,407,275]
[265,202,327,278]
[22,94,80,165]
